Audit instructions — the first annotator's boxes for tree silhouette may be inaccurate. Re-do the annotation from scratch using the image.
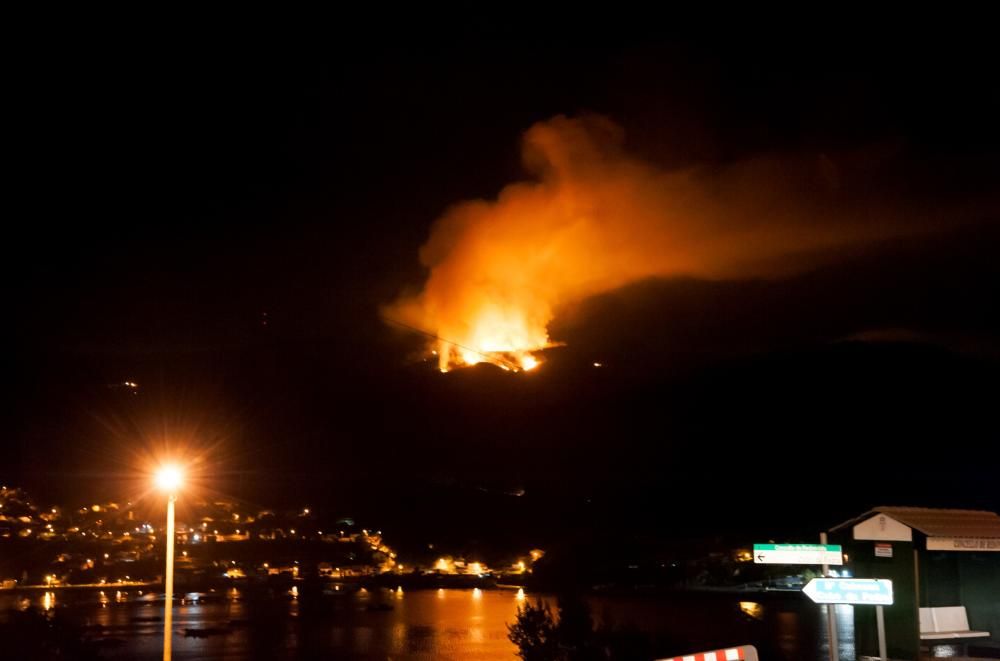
[508,598,558,661]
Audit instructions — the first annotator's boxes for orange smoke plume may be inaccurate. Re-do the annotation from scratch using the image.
[385,114,928,372]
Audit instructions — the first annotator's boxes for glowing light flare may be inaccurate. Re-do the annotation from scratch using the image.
[154,465,184,492]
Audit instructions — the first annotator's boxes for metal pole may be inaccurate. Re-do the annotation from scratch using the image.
[821,532,839,661]
[876,604,887,661]
[913,549,921,658]
[163,494,175,661]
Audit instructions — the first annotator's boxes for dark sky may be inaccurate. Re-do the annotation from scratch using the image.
[3,27,998,544]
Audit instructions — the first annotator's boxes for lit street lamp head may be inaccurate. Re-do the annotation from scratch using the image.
[154,465,183,493]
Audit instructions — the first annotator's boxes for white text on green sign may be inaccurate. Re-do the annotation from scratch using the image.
[753,543,843,565]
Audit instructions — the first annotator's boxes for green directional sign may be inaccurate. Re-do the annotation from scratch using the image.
[753,543,843,565]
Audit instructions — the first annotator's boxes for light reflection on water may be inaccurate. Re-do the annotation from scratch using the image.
[0,587,850,660]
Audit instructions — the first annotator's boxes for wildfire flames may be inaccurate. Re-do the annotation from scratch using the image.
[386,114,937,372]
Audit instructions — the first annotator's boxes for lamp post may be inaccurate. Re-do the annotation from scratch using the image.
[155,465,183,661]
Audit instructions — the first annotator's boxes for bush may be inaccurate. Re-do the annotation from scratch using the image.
[508,593,651,661]
[508,598,559,660]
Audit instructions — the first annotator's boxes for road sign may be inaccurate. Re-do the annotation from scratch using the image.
[753,543,842,565]
[803,578,893,605]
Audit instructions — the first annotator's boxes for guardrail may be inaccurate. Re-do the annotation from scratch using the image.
[656,644,759,661]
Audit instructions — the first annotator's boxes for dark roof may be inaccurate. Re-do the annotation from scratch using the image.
[831,506,1000,538]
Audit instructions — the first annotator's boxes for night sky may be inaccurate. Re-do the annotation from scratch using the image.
[4,27,998,547]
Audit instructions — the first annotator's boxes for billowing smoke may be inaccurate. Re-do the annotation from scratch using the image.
[385,114,945,372]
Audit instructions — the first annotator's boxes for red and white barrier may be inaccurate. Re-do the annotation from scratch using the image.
[656,644,759,661]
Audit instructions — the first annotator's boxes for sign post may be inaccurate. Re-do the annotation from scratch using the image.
[753,539,844,659]
[821,532,839,661]
[803,577,893,661]
[876,605,887,661]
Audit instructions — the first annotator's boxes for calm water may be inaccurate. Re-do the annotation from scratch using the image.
[0,587,854,660]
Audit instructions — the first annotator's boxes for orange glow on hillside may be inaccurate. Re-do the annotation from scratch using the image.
[386,114,935,372]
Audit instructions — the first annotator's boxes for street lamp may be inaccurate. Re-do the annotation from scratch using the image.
[155,464,184,661]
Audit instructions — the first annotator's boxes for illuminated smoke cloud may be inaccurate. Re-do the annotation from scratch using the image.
[385,114,950,372]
